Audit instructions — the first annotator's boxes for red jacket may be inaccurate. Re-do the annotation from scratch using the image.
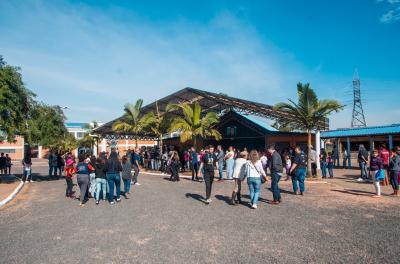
[379,148,390,165]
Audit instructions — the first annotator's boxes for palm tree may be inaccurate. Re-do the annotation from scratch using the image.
[141,101,170,156]
[273,82,343,177]
[166,101,222,150]
[81,121,100,155]
[112,99,146,148]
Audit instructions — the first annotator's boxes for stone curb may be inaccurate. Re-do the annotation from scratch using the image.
[0,178,24,208]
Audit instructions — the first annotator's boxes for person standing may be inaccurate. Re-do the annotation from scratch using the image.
[130,147,141,186]
[170,152,181,182]
[5,154,12,175]
[216,145,225,181]
[320,148,327,178]
[191,147,199,181]
[57,152,65,177]
[342,148,349,169]
[64,157,75,198]
[75,155,94,207]
[231,151,248,205]
[388,147,400,196]
[88,156,97,198]
[22,153,33,183]
[310,146,317,177]
[48,151,55,177]
[370,150,383,198]
[290,147,307,195]
[379,145,390,186]
[357,144,369,182]
[224,146,235,180]
[202,145,217,204]
[267,145,283,205]
[327,152,334,178]
[0,153,6,177]
[121,156,132,199]
[242,150,266,209]
[284,154,291,181]
[106,150,122,204]
[94,157,107,204]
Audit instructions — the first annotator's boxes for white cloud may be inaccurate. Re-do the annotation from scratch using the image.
[378,0,400,23]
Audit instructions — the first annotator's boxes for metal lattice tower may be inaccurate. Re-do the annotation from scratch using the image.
[351,69,367,128]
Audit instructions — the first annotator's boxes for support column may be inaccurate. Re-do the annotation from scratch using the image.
[346,137,351,168]
[369,137,374,158]
[389,135,393,150]
[101,138,107,153]
[38,145,43,159]
[315,130,321,170]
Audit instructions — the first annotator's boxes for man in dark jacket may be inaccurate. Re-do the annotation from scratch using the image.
[267,145,283,205]
[203,145,217,204]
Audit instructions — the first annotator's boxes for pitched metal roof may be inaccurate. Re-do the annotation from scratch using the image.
[93,87,329,136]
[321,124,400,138]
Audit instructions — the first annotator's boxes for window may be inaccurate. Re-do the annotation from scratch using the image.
[0,148,16,153]
[226,126,237,137]
[76,132,85,139]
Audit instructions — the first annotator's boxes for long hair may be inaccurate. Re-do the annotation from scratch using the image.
[249,150,259,164]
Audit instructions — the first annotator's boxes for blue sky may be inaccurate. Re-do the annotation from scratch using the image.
[0,0,399,129]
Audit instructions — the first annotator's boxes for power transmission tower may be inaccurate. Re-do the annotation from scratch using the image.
[351,69,367,128]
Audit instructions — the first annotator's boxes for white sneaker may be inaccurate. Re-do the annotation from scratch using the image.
[25,181,29,184]
[30,180,34,183]
[356,178,364,182]
[206,199,212,204]
[252,204,258,209]
[134,183,141,186]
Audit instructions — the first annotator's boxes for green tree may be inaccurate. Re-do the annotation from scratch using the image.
[79,121,100,155]
[58,133,78,153]
[141,101,171,156]
[26,103,69,149]
[166,101,221,150]
[112,99,147,148]
[0,55,35,142]
[273,82,343,177]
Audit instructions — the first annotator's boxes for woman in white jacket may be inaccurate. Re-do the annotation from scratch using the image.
[242,150,267,209]
[231,151,248,205]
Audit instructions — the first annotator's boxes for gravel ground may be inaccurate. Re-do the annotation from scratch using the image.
[0,166,399,264]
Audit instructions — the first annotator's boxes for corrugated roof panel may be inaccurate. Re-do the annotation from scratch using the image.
[321,124,400,138]
[241,115,278,132]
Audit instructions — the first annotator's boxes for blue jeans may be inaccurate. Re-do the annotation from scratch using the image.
[271,172,281,201]
[48,165,54,177]
[292,168,306,193]
[328,163,334,178]
[247,177,261,205]
[95,178,107,201]
[321,161,327,178]
[359,162,368,179]
[218,159,224,180]
[107,173,121,202]
[123,179,131,194]
[226,159,235,179]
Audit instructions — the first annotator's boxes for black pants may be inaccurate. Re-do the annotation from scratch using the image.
[389,170,399,190]
[77,174,89,202]
[192,163,199,180]
[311,163,317,176]
[65,177,73,196]
[204,170,214,200]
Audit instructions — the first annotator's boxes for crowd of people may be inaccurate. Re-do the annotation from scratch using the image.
[15,141,400,209]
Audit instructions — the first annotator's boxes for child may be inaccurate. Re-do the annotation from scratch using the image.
[64,157,75,198]
[370,149,383,198]
[327,152,334,178]
[285,155,292,181]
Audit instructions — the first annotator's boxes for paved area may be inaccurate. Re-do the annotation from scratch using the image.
[0,165,399,264]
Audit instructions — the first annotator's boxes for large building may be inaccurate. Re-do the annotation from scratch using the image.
[94,87,317,153]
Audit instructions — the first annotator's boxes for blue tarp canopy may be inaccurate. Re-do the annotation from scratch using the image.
[321,124,400,138]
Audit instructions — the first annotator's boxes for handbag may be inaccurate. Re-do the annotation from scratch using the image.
[375,169,385,181]
[250,162,266,184]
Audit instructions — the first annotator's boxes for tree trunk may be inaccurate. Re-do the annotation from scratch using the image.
[307,129,312,178]
[193,136,197,151]
[135,137,138,148]
[159,135,163,158]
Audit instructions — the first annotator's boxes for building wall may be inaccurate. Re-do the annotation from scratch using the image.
[0,136,24,160]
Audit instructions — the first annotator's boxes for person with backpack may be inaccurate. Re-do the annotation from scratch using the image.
[290,146,307,195]
[130,147,141,186]
[388,147,400,196]
[242,150,266,209]
[64,156,75,198]
[75,155,94,207]
[169,151,181,182]
[106,149,122,204]
[231,151,248,205]
[202,145,217,204]
[121,155,132,199]
[370,149,383,198]
[94,157,107,204]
